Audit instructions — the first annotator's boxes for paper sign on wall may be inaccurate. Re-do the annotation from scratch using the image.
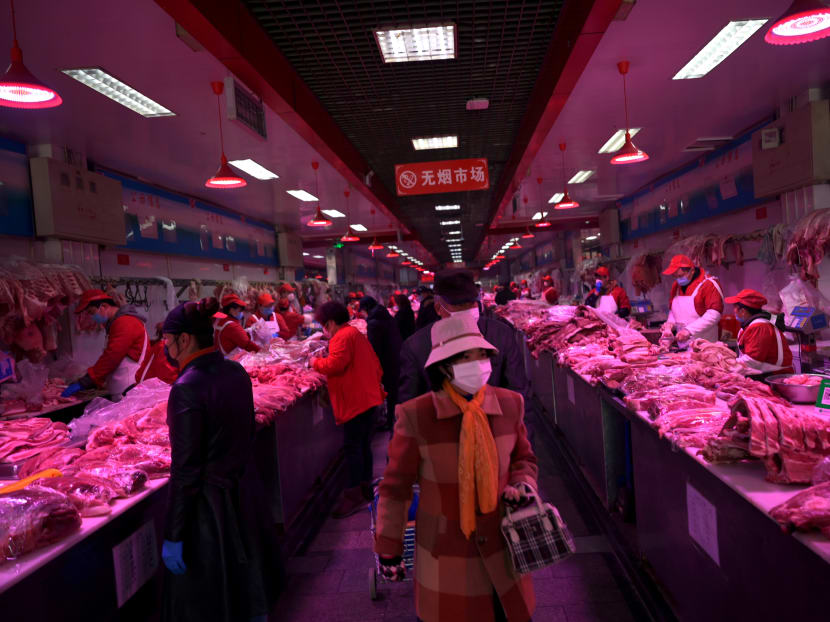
[112,520,159,607]
[686,483,719,566]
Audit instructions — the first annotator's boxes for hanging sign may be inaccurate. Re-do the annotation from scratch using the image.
[395,158,489,196]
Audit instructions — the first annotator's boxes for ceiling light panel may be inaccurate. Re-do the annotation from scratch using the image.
[375,23,456,63]
[568,170,594,184]
[447,230,462,235]
[598,128,641,154]
[673,20,768,80]
[350,224,367,231]
[287,190,318,201]
[411,135,458,150]
[62,68,174,118]
[228,159,279,180]
[435,204,461,211]
[532,211,551,219]
[440,220,461,226]
[321,209,346,218]
[312,255,324,259]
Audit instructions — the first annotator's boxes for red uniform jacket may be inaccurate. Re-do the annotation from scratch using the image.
[277,309,305,340]
[669,271,724,316]
[312,325,385,425]
[214,314,260,355]
[738,319,793,370]
[245,311,289,335]
[88,314,148,387]
[136,340,179,385]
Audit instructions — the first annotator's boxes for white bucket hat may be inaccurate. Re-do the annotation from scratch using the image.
[424,315,498,369]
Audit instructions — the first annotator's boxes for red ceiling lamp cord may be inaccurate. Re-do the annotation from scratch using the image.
[554,143,580,210]
[307,161,332,226]
[0,0,61,109]
[205,81,246,189]
[610,62,649,165]
[766,0,830,44]
[367,209,384,254]
[340,189,360,241]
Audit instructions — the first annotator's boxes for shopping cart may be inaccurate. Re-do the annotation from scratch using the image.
[368,479,418,600]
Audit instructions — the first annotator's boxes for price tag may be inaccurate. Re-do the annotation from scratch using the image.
[687,483,719,566]
[0,352,15,384]
[816,379,830,410]
[567,376,575,405]
[112,521,159,608]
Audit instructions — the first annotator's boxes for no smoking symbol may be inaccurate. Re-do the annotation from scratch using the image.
[399,170,417,189]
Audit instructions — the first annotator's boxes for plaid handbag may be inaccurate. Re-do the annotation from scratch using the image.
[500,488,576,574]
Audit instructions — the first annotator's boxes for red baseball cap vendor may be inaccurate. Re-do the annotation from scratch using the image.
[725,289,793,375]
[660,255,724,346]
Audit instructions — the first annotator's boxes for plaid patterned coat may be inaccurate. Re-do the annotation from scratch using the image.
[375,386,538,622]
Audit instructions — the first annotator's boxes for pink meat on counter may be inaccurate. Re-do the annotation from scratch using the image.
[770,482,830,538]
[0,419,70,463]
[39,474,120,517]
[18,446,85,478]
[0,486,82,563]
[75,466,148,497]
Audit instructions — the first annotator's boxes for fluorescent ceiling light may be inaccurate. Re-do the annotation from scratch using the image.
[312,255,324,259]
[568,170,594,184]
[412,135,458,150]
[435,204,461,211]
[440,220,461,226]
[532,211,550,219]
[375,24,456,63]
[547,194,564,205]
[287,190,318,201]
[61,68,175,118]
[321,209,346,218]
[302,252,309,256]
[447,230,461,235]
[585,235,598,241]
[350,224,367,231]
[673,20,768,80]
[598,128,641,154]
[447,238,463,243]
[228,159,279,180]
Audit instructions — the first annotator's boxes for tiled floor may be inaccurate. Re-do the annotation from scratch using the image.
[272,425,648,622]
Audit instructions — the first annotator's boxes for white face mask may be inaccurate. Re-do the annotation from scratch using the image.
[450,306,480,322]
[288,293,296,301]
[450,359,492,395]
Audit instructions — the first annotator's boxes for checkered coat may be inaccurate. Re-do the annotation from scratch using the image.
[375,386,538,622]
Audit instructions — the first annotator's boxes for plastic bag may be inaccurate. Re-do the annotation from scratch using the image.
[46,357,89,383]
[0,486,81,562]
[813,456,830,485]
[2,360,49,408]
[779,275,830,324]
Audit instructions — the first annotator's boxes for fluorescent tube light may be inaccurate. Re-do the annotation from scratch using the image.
[375,24,456,63]
[673,20,768,80]
[568,170,594,184]
[312,255,324,259]
[435,204,461,211]
[321,209,346,218]
[585,235,598,241]
[228,159,279,180]
[440,220,461,226]
[350,224,367,231]
[532,211,551,219]
[61,68,174,118]
[412,135,458,150]
[598,128,641,154]
[447,230,461,235]
[287,190,318,201]
[302,252,309,256]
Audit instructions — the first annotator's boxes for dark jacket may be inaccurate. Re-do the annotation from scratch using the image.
[366,305,402,405]
[415,296,441,331]
[163,350,280,622]
[395,306,416,342]
[398,315,531,411]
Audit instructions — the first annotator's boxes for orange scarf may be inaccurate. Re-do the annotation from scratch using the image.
[443,380,499,539]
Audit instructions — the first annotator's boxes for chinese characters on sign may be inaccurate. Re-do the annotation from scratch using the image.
[395,158,489,196]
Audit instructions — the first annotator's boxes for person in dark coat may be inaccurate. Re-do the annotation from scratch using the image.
[161,298,280,622]
[399,270,531,413]
[392,293,416,342]
[495,285,517,306]
[414,286,440,331]
[359,296,402,429]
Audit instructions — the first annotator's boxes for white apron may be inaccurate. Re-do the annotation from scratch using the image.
[737,318,787,373]
[597,295,618,315]
[107,333,148,400]
[670,276,723,342]
[263,312,281,339]
[213,318,239,357]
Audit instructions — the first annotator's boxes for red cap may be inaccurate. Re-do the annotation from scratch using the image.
[542,275,553,283]
[358,291,365,297]
[725,289,767,309]
[595,266,610,278]
[258,292,275,306]
[394,290,401,295]
[403,289,409,295]
[278,283,295,294]
[544,287,559,305]
[348,292,358,299]
[510,281,517,288]
[221,293,245,308]
[663,254,695,275]
[75,289,112,313]
[521,279,528,286]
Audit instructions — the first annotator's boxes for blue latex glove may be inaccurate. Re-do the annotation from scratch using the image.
[162,540,186,575]
[61,382,82,398]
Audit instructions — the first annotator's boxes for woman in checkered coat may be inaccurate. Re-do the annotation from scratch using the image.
[375,315,538,622]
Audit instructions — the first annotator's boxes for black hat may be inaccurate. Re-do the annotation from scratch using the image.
[162,299,218,336]
[358,296,378,312]
[435,269,478,305]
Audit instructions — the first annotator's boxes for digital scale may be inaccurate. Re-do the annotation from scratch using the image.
[631,299,655,316]
[783,306,828,373]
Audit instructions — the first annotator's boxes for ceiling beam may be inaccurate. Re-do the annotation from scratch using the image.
[475,0,622,255]
[486,216,599,235]
[153,0,421,244]
[302,231,419,246]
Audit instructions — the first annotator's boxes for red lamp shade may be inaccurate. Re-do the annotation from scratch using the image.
[205,155,247,188]
[0,43,61,109]
[340,227,360,242]
[307,206,333,227]
[522,228,536,239]
[401,260,412,266]
[509,242,523,250]
[367,238,384,250]
[610,132,649,165]
[386,251,400,258]
[766,0,830,44]
[554,190,580,210]
[535,219,552,228]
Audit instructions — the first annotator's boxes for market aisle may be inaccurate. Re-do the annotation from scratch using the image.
[271,419,650,622]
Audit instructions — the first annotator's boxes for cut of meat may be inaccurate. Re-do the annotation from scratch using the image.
[0,486,81,563]
[75,466,148,497]
[39,474,120,517]
[770,482,830,539]
[18,446,84,478]
[0,419,70,463]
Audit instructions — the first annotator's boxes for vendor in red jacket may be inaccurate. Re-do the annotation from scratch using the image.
[543,286,559,305]
[276,283,305,340]
[245,292,288,337]
[661,254,724,344]
[63,289,152,400]
[725,289,793,375]
[214,293,260,356]
[585,266,631,318]
[311,301,385,518]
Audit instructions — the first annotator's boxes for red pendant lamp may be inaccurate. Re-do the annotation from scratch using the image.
[340,189,360,241]
[306,161,331,226]
[386,250,400,258]
[610,62,649,165]
[0,0,61,109]
[554,143,580,210]
[766,0,830,44]
[522,227,536,239]
[205,81,246,188]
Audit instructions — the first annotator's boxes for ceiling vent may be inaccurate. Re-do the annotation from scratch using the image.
[683,136,732,152]
[224,77,267,140]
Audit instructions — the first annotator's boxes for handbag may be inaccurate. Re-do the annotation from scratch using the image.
[500,486,576,574]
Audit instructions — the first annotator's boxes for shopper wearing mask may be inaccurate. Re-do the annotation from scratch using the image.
[519,279,532,300]
[414,286,440,331]
[245,292,287,338]
[725,289,793,376]
[160,298,279,622]
[393,293,416,341]
[276,283,305,340]
[494,284,517,306]
[213,293,260,357]
[376,314,538,622]
[311,302,386,518]
[399,269,530,410]
[661,254,724,346]
[585,266,631,318]
[359,296,402,430]
[63,289,152,400]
